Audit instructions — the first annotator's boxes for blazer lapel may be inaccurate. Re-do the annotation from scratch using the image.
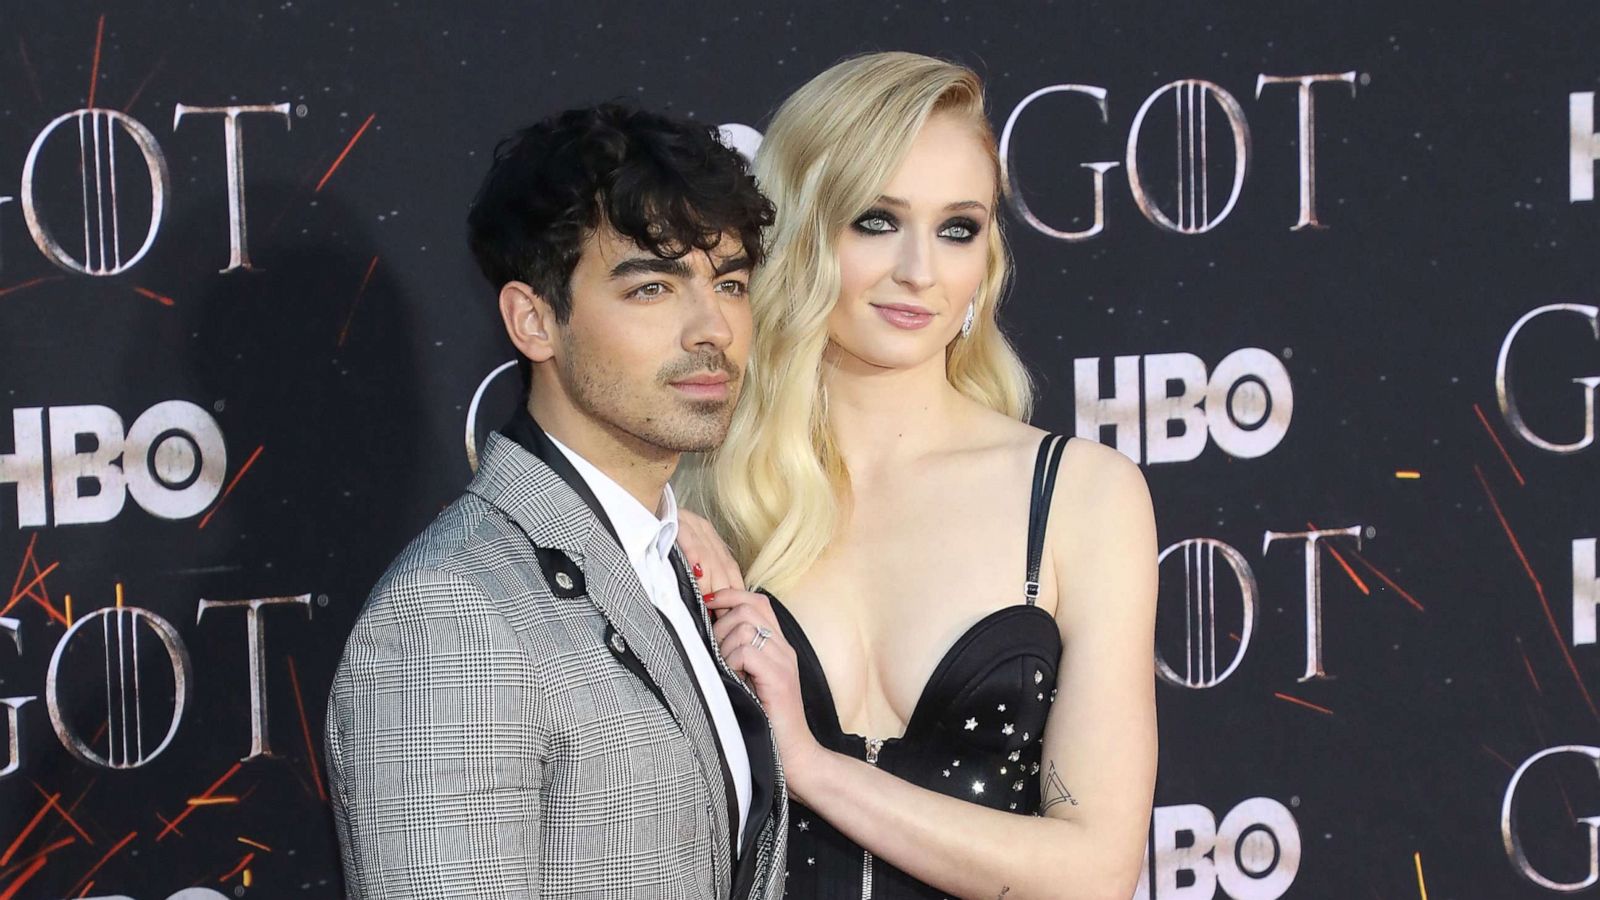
[468,424,735,895]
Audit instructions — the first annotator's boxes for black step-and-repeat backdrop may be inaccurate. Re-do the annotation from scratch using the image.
[2,2,1597,898]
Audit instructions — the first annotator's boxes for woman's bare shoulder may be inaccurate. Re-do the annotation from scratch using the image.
[1052,437,1155,549]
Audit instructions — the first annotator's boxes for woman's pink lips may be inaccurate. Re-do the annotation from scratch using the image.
[871,303,935,330]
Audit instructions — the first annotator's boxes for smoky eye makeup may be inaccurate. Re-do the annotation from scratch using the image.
[940,217,983,242]
[851,208,898,234]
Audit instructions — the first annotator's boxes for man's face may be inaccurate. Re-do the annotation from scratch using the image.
[550,224,753,454]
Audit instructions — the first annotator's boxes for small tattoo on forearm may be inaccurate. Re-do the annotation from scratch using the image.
[996,888,1010,899]
[1040,762,1079,812]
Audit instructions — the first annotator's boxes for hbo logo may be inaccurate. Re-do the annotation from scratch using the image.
[1134,798,1301,900]
[0,401,227,527]
[1075,348,1293,464]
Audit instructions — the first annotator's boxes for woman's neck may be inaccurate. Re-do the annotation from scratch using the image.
[823,349,966,477]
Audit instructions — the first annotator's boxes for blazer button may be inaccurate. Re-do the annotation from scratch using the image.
[610,632,627,654]
[555,572,575,590]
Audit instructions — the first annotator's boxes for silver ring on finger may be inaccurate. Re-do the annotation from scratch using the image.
[750,625,773,651]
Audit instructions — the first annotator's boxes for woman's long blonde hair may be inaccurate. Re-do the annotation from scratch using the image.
[706,51,1034,592]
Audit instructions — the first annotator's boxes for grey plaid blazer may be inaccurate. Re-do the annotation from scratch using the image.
[326,431,787,899]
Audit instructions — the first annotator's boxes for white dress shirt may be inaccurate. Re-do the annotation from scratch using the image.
[546,434,753,843]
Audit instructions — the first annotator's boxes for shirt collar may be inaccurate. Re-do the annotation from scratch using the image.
[545,432,679,567]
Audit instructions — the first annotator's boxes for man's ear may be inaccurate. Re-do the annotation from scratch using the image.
[498,281,557,364]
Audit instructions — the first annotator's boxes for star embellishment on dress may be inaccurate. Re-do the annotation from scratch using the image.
[972,780,985,795]
[797,819,809,831]
[1001,723,1015,736]
[964,717,978,731]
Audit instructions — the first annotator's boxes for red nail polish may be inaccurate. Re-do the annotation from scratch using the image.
[704,591,716,602]
[692,562,704,579]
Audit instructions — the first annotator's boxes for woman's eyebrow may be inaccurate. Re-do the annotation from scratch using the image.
[875,194,989,214]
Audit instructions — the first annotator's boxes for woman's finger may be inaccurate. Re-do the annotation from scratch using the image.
[676,510,746,595]
[704,588,779,633]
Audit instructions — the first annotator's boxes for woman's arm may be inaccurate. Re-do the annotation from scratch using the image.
[784,442,1158,900]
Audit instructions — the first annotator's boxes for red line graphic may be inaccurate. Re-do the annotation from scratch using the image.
[218,852,254,883]
[30,782,92,844]
[0,836,75,884]
[0,793,58,865]
[85,15,105,108]
[1473,403,1526,487]
[66,830,135,899]
[1481,744,1515,771]
[338,255,381,348]
[157,764,241,840]
[131,286,176,307]
[0,276,65,298]
[0,856,49,900]
[287,656,328,801]
[198,445,265,530]
[1475,464,1600,722]
[1273,692,1334,716]
[120,55,165,113]
[4,536,67,625]
[315,113,376,192]
[1,563,60,618]
[1517,636,1543,694]
[1344,547,1425,613]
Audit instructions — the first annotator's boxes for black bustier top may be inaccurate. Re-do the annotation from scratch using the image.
[770,434,1070,899]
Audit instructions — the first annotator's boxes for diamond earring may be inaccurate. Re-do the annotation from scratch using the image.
[961,302,976,338]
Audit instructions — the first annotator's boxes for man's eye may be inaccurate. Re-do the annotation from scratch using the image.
[628,282,668,300]
[716,280,748,296]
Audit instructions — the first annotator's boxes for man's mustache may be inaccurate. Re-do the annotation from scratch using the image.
[659,352,741,384]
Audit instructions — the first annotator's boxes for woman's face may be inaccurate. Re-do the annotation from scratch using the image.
[828,112,994,373]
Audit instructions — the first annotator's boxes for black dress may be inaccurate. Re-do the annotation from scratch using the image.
[769,434,1069,899]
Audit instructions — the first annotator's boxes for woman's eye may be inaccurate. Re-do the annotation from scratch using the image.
[940,219,980,242]
[852,212,897,234]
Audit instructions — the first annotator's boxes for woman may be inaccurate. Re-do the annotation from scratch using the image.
[680,52,1157,899]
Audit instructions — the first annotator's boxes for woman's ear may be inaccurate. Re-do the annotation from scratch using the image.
[499,281,557,363]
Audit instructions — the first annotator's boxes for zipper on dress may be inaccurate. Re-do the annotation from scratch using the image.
[861,738,884,899]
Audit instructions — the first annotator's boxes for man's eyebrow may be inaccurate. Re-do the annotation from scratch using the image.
[608,256,693,280]
[712,254,752,277]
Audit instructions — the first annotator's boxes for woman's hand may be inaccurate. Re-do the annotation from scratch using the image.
[704,588,827,787]
[676,508,745,596]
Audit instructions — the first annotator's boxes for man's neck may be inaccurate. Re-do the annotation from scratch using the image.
[526,396,677,513]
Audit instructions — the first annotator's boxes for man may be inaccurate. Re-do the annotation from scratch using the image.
[325,103,784,899]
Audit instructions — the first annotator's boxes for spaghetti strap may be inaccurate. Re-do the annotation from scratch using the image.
[1024,434,1069,605]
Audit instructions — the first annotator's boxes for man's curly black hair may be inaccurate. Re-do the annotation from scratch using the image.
[467,103,774,348]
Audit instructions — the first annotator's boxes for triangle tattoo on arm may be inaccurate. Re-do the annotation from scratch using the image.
[1040,762,1079,813]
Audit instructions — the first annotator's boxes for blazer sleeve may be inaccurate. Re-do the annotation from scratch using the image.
[325,567,547,899]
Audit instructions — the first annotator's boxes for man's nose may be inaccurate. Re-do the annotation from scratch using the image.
[683,284,735,352]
